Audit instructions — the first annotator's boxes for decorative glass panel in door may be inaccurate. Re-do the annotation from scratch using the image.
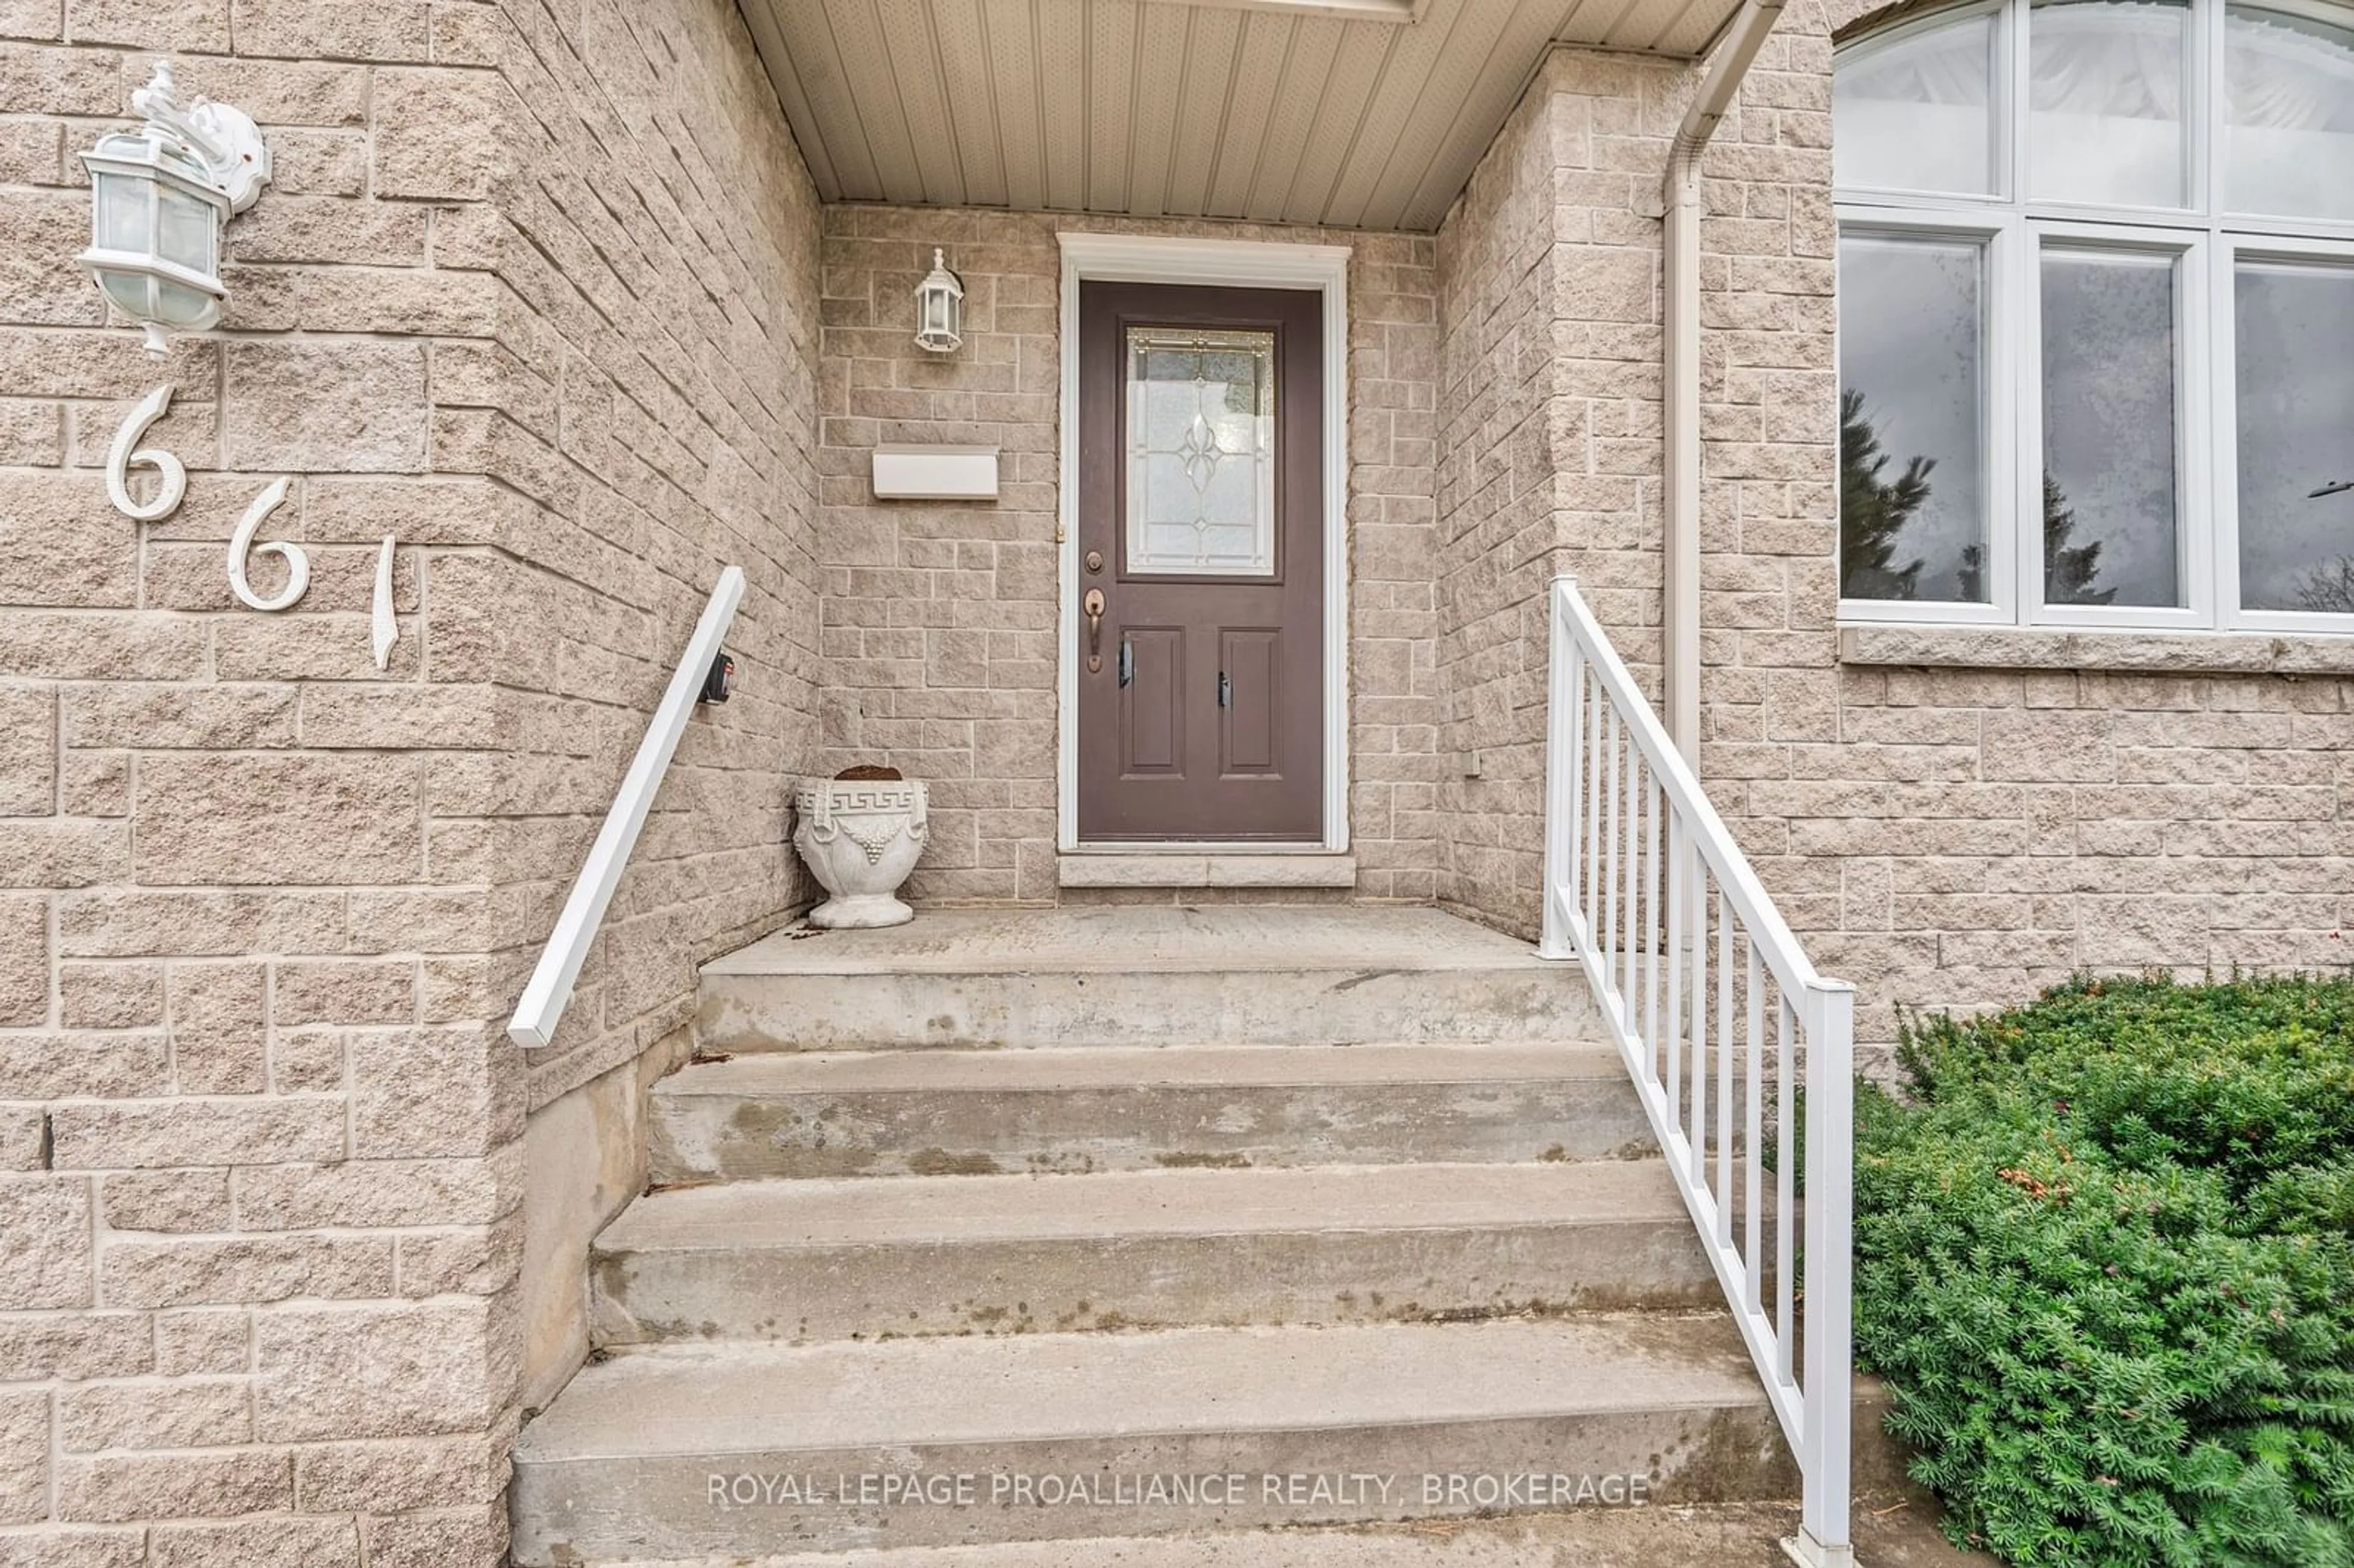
[1126,327,1278,576]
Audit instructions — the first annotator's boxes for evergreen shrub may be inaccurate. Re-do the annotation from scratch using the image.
[1854,975,2354,1567]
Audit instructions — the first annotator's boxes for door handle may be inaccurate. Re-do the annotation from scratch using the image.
[1084,588,1105,674]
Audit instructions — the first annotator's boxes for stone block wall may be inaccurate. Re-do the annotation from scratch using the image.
[483,0,822,1414]
[814,209,1440,902]
[1431,58,1560,932]
[1756,661,2354,1041]
[489,0,823,1108]
[1433,48,1690,935]
[0,1,819,1561]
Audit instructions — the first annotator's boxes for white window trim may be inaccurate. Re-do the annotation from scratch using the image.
[1834,0,2354,639]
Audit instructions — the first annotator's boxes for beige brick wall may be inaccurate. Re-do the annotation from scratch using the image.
[0,1,818,1559]
[1433,48,1691,934]
[485,0,822,1419]
[490,0,823,1110]
[1428,15,1870,975]
[815,209,1441,901]
[1431,59,1556,931]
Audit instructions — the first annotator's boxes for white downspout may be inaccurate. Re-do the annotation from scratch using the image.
[1663,0,1787,764]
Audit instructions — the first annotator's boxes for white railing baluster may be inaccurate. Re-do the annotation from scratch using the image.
[1584,669,1601,944]
[1663,818,1683,1098]
[1777,994,1796,1383]
[1540,623,1579,962]
[1621,744,1640,1014]
[1536,576,1853,1567]
[1602,707,1620,1007]
[1745,943,1764,1312]
[1664,826,1683,1113]
[1718,893,1734,1245]
[1690,862,1708,1183]
[1644,776,1663,1070]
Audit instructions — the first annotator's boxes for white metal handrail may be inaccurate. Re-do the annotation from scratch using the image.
[507,566,747,1051]
[1538,575,1855,1568]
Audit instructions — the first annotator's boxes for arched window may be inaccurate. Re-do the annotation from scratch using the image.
[1834,0,2354,628]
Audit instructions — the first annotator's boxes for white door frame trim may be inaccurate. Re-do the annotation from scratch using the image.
[1055,231,1352,854]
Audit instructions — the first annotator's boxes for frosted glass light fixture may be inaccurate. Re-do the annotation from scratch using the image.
[913,249,964,354]
[75,61,271,356]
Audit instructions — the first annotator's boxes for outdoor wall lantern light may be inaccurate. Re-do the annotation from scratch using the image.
[913,249,964,354]
[76,60,271,357]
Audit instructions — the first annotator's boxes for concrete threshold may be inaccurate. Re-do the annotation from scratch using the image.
[1056,853,1358,889]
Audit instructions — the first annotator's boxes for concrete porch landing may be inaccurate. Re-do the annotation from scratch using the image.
[697,905,1605,1053]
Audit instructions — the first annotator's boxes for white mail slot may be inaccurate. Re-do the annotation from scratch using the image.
[870,444,1000,501]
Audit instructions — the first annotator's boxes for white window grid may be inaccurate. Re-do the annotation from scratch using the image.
[1834,0,2354,635]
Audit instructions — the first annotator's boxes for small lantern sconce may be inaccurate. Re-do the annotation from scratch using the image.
[75,61,272,357]
[913,249,964,354]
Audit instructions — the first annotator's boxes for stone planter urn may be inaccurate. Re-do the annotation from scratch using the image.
[792,771,928,929]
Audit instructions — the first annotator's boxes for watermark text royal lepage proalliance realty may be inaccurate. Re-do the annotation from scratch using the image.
[705,1471,1654,1510]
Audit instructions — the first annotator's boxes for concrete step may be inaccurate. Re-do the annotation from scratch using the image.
[695,907,1605,1052]
[590,1160,1718,1346]
[646,1042,1656,1184]
[509,1315,1800,1564]
[560,1496,1993,1568]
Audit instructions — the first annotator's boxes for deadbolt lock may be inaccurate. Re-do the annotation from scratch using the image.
[1084,549,1105,574]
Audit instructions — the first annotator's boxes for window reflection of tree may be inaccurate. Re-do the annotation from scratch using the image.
[2298,557,2354,612]
[2041,476,2116,606]
[1838,389,1932,601]
[1840,389,2116,604]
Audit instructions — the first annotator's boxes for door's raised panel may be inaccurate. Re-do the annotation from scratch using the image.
[1119,626,1184,777]
[1220,628,1279,777]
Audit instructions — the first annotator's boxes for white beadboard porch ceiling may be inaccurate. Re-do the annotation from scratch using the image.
[738,0,1739,234]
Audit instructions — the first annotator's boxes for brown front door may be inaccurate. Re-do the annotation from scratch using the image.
[1076,281,1324,842]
